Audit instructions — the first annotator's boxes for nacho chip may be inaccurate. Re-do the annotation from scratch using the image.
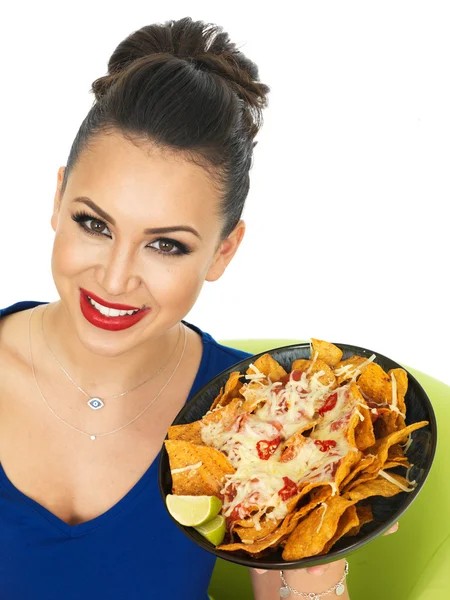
[218,513,297,554]
[347,382,376,451]
[311,338,343,367]
[282,496,353,560]
[343,474,408,502]
[210,371,243,411]
[344,505,373,537]
[322,505,359,553]
[389,368,408,416]
[292,358,336,387]
[365,421,428,474]
[168,421,204,445]
[165,440,235,496]
[339,455,376,490]
[247,354,287,382]
[234,516,282,542]
[357,363,408,410]
[335,355,371,385]
[373,409,400,438]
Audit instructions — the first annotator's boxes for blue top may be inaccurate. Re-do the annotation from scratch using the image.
[0,301,250,600]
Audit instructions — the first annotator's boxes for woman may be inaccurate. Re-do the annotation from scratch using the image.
[0,16,395,599]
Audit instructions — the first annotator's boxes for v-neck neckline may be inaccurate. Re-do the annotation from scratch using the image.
[0,301,212,538]
[0,457,158,537]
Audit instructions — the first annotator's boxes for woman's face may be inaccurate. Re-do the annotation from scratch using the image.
[51,131,244,357]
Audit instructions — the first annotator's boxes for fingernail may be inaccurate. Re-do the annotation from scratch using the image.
[254,568,267,575]
[306,565,326,576]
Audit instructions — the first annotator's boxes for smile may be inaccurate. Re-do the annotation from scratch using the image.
[79,288,150,331]
[87,296,140,317]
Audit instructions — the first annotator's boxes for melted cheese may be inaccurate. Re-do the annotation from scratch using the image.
[201,371,361,523]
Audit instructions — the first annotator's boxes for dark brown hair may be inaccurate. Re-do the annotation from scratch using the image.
[62,17,270,238]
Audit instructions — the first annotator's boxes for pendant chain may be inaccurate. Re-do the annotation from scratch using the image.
[29,306,187,440]
[40,303,181,402]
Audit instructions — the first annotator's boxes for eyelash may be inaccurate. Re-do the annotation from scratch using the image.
[71,211,192,257]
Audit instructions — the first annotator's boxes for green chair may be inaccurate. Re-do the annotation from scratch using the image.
[208,339,450,600]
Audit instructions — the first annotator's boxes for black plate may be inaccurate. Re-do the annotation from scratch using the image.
[158,342,437,569]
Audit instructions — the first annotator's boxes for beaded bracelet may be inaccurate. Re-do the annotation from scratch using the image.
[279,560,349,599]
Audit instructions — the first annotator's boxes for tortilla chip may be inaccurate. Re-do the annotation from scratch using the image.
[334,449,361,488]
[343,474,407,503]
[240,380,268,412]
[210,372,243,411]
[292,358,336,387]
[388,443,409,463]
[347,382,376,451]
[168,396,244,445]
[389,368,408,416]
[282,496,353,560]
[365,421,428,473]
[335,356,370,385]
[165,440,235,496]
[322,505,360,553]
[167,421,204,445]
[234,516,282,542]
[218,513,297,554]
[373,409,400,438]
[209,386,225,412]
[248,354,287,382]
[345,505,373,537]
[339,455,376,490]
[310,339,343,367]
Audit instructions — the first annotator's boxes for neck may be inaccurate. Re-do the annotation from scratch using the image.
[36,302,182,398]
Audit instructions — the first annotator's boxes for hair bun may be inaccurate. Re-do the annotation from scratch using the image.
[91,17,269,137]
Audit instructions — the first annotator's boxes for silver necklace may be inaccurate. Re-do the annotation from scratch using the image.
[41,303,181,410]
[29,306,187,440]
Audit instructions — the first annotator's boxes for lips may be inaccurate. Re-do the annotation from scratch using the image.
[80,288,140,311]
[79,289,150,331]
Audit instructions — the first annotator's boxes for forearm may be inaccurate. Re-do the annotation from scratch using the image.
[250,559,350,600]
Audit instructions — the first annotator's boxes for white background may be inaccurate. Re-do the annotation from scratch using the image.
[1,1,448,384]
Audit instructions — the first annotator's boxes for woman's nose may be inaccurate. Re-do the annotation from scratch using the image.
[95,244,141,297]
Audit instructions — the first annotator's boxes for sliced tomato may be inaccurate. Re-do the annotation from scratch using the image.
[318,392,338,416]
[291,369,303,382]
[256,436,282,460]
[278,476,298,501]
[223,482,238,504]
[314,439,337,452]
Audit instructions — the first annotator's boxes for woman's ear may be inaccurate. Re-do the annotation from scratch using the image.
[51,166,66,232]
[205,220,246,282]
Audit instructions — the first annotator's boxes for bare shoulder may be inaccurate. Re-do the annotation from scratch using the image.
[0,307,35,365]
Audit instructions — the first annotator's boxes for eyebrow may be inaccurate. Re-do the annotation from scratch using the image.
[73,197,202,239]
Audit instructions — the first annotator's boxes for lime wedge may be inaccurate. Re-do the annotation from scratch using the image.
[194,515,226,546]
[166,494,222,527]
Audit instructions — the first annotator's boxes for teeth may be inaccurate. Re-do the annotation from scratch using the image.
[87,296,139,317]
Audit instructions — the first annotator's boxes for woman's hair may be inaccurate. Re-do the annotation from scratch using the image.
[62,16,270,238]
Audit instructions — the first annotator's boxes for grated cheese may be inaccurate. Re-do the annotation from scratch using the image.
[171,461,203,474]
[378,469,416,492]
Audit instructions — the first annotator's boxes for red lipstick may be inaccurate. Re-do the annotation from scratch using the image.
[79,289,150,331]
[80,288,140,310]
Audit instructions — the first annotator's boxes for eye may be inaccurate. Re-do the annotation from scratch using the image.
[72,212,112,238]
[87,219,109,234]
[148,238,191,256]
